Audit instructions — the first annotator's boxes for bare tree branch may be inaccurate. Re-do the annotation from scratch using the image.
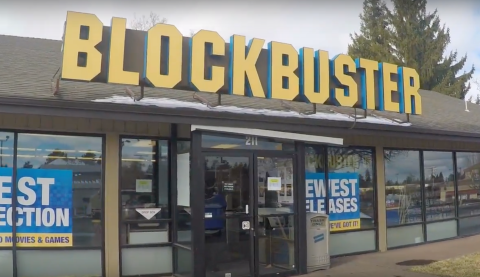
[130,12,167,31]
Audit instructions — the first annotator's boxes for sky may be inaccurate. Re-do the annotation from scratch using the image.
[1,0,480,99]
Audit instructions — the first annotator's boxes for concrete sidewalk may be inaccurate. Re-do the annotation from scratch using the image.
[306,235,480,277]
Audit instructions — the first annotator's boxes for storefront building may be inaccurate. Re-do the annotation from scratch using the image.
[1,11,480,277]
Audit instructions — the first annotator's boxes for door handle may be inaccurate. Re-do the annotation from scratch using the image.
[246,204,249,214]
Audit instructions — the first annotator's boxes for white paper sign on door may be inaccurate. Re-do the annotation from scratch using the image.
[136,179,152,193]
[136,208,161,220]
[267,177,282,191]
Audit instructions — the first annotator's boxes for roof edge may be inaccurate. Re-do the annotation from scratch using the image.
[0,96,479,142]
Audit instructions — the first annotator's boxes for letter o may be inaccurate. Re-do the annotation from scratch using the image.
[144,24,183,88]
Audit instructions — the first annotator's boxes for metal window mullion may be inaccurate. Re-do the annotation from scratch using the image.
[452,152,460,236]
[295,142,307,274]
[324,146,330,215]
[12,133,18,277]
[170,125,179,274]
[419,151,427,241]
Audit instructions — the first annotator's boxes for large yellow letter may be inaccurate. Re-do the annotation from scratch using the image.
[229,35,265,98]
[267,42,299,101]
[399,67,422,115]
[379,63,399,112]
[189,30,225,93]
[355,58,378,110]
[330,54,358,107]
[108,17,139,85]
[299,48,329,104]
[143,24,183,88]
[61,11,103,81]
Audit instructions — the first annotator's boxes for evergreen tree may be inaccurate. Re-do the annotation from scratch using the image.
[349,0,475,99]
[349,0,393,63]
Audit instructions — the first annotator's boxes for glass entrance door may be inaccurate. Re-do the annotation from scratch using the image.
[202,153,296,277]
[255,154,296,276]
[203,155,254,277]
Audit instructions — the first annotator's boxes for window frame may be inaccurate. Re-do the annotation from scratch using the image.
[384,147,480,248]
[0,129,106,277]
[383,149,423,227]
[118,135,174,277]
[118,135,173,248]
[304,144,378,235]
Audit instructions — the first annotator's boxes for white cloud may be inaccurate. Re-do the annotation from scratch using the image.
[0,0,478,97]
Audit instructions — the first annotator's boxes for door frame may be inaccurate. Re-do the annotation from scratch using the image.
[201,151,256,277]
[197,149,299,277]
[253,151,298,277]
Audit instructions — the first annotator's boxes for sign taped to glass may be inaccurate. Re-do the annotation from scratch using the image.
[306,172,360,231]
[0,168,73,247]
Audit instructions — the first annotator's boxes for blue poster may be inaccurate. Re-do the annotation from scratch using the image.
[305,172,360,231]
[0,167,73,247]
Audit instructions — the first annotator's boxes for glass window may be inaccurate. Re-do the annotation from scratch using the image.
[423,152,455,221]
[305,145,376,256]
[456,152,480,217]
[387,224,424,248]
[174,246,193,276]
[0,132,14,277]
[176,141,191,245]
[17,249,102,277]
[384,150,422,226]
[306,146,375,231]
[305,145,326,214]
[120,138,172,277]
[14,133,103,248]
[175,141,192,276]
[327,147,375,231]
[120,139,170,246]
[459,216,480,236]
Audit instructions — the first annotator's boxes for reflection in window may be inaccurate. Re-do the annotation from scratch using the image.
[204,156,249,214]
[328,147,375,230]
[16,133,103,247]
[384,150,422,226]
[305,146,376,230]
[456,152,480,217]
[120,139,169,246]
[305,145,376,255]
[0,132,14,249]
[423,152,455,221]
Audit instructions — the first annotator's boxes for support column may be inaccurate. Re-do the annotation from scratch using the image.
[375,146,387,252]
[104,133,120,276]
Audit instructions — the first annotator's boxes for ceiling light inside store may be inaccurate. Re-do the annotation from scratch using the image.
[45,149,76,153]
[130,140,156,148]
[122,158,156,162]
[21,133,77,138]
[17,148,41,151]
[210,144,239,149]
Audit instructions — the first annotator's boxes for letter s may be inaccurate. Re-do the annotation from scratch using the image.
[339,179,350,197]
[350,198,358,212]
[17,177,36,206]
